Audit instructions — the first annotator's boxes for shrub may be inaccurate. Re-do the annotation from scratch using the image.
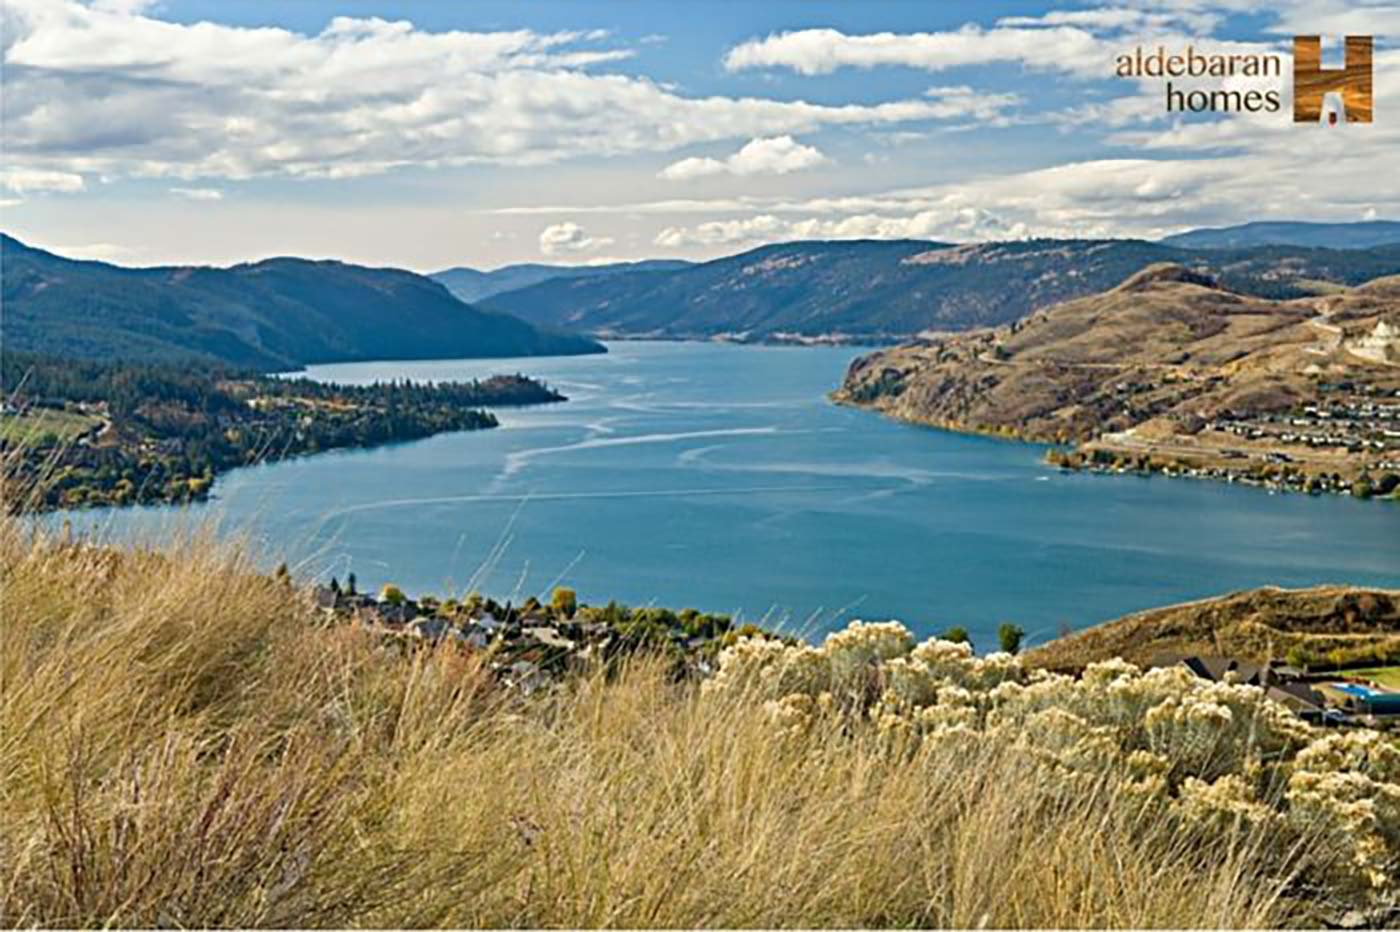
[551,586,578,619]
[997,622,1026,655]
[943,625,972,647]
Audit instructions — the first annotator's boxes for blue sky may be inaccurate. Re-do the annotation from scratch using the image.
[2,0,1396,270]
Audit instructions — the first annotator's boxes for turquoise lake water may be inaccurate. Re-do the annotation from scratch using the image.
[59,341,1400,647]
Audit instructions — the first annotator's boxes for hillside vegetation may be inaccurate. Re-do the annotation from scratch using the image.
[837,266,1400,493]
[0,235,602,371]
[484,238,1400,342]
[1025,585,1400,673]
[3,501,1400,927]
[0,354,564,511]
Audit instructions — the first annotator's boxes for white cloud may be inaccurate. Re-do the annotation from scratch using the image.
[650,127,1400,250]
[654,205,1027,249]
[996,9,1222,34]
[723,25,1110,77]
[659,136,827,181]
[169,186,223,200]
[0,168,84,194]
[1,0,970,185]
[721,19,1283,88]
[539,221,613,256]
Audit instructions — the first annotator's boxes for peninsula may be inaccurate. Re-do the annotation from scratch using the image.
[836,265,1400,498]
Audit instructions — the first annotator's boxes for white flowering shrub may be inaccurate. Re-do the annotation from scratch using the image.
[1287,731,1400,892]
[706,621,1400,899]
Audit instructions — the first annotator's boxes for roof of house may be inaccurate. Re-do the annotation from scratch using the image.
[1179,655,1265,685]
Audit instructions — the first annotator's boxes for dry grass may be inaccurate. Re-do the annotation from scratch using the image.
[0,508,1330,928]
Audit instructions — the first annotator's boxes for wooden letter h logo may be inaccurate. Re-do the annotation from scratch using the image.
[1294,36,1372,123]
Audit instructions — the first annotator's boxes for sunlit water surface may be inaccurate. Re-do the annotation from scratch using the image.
[57,341,1400,646]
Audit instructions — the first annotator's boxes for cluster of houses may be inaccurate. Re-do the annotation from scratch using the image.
[310,581,1400,731]
[310,581,733,691]
[1208,395,1400,458]
[1160,653,1400,728]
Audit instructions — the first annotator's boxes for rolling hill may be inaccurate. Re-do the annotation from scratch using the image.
[0,235,603,371]
[482,238,1400,342]
[1160,220,1400,250]
[835,264,1400,490]
[431,259,693,304]
[1024,585,1400,673]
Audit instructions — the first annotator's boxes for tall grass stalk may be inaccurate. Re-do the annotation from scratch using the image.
[0,501,1320,928]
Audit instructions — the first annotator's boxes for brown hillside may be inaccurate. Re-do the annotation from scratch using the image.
[1024,585,1400,673]
[836,266,1400,489]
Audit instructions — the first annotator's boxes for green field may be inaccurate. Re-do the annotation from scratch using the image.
[0,408,102,444]
[1351,666,1400,689]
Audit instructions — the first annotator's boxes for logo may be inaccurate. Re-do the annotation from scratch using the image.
[1293,36,1372,124]
[1113,36,1375,123]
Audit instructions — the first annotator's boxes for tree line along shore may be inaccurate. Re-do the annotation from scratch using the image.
[0,353,565,512]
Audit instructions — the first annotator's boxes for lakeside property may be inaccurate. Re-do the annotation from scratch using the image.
[41,342,1400,645]
[0,354,565,511]
[838,267,1400,501]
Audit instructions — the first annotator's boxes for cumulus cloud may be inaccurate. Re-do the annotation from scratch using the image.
[723,25,1110,77]
[654,205,1027,249]
[539,222,613,256]
[721,16,1281,86]
[651,122,1400,249]
[659,136,827,181]
[0,168,84,194]
[169,187,223,200]
[1,0,971,185]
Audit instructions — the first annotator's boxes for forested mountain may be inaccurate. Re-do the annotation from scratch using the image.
[0,235,603,370]
[482,238,1400,342]
[1160,220,1400,250]
[432,259,693,303]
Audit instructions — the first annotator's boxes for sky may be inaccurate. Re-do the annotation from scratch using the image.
[2,0,1398,271]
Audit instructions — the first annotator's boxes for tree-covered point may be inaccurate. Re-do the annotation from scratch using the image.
[1,353,565,512]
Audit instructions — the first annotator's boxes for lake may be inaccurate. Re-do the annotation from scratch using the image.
[58,341,1400,646]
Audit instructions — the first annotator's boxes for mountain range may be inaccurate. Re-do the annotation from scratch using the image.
[1159,220,1400,250]
[8,221,1399,371]
[431,259,692,304]
[0,235,602,371]
[480,238,1400,343]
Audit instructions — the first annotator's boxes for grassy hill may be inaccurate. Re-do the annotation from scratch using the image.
[4,505,1399,927]
[1025,585,1400,673]
[432,259,692,304]
[483,238,1400,342]
[1161,220,1400,250]
[836,265,1400,492]
[0,235,603,371]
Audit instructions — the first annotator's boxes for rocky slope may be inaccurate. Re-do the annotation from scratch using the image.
[835,265,1400,492]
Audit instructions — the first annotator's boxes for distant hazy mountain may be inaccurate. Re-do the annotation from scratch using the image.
[483,238,1400,342]
[432,259,693,304]
[1,235,603,371]
[1160,220,1400,249]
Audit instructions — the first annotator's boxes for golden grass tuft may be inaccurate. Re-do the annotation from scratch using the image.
[0,508,1328,928]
